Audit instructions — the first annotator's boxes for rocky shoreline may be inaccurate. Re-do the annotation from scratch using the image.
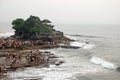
[0,49,65,78]
[0,36,68,78]
[0,16,77,78]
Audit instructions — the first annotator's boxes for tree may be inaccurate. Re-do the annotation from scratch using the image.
[12,15,53,39]
[41,19,51,24]
[12,18,24,37]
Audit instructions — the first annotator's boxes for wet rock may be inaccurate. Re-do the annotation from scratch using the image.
[117,66,120,72]
[49,55,59,58]
[44,51,51,53]
[55,61,65,66]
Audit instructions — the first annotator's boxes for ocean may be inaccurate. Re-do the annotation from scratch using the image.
[1,23,120,80]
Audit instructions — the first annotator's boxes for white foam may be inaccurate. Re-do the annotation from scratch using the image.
[64,34,77,40]
[65,34,95,49]
[42,71,72,80]
[0,32,14,37]
[82,44,95,49]
[70,42,85,48]
[90,56,118,70]
[8,58,105,80]
[70,41,95,49]
[8,66,72,80]
[7,49,110,80]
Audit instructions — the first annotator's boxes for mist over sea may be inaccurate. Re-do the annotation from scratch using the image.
[1,23,120,80]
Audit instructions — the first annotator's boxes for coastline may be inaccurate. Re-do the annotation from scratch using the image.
[0,49,64,78]
[0,26,120,80]
[0,35,69,78]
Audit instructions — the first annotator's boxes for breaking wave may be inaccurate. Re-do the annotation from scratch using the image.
[65,34,96,49]
[70,41,95,49]
[90,56,118,70]
[64,34,77,40]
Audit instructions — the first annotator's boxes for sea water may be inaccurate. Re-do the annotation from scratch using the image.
[1,23,120,80]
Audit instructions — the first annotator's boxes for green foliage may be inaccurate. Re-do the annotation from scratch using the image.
[12,18,24,30]
[12,18,24,36]
[12,15,53,39]
[39,25,52,34]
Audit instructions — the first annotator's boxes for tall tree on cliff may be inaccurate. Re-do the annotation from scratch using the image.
[12,15,53,39]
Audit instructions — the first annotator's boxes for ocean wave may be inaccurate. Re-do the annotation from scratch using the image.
[70,42,85,48]
[65,34,96,49]
[82,44,96,49]
[0,32,14,37]
[64,34,77,40]
[67,34,100,38]
[90,56,118,70]
[70,41,95,49]
[8,63,105,80]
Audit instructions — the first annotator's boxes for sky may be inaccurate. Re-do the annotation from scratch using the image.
[0,0,120,24]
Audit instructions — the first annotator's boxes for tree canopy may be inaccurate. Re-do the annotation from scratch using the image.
[12,15,54,39]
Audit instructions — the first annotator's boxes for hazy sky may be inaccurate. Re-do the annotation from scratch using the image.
[0,0,120,24]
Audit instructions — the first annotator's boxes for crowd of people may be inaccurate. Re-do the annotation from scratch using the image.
[26,50,49,63]
[0,37,56,50]
[0,37,60,75]
[0,49,50,74]
[0,37,22,50]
